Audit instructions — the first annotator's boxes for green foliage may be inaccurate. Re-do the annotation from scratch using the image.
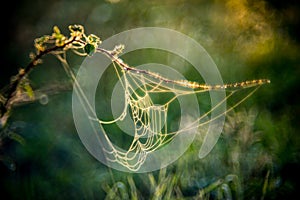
[97,107,275,199]
[84,43,96,56]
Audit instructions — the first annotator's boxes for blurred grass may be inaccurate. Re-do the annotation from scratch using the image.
[1,0,300,199]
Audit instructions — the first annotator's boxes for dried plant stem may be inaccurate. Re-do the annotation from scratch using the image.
[0,37,77,126]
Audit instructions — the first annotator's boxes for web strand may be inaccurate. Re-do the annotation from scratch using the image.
[71,44,270,171]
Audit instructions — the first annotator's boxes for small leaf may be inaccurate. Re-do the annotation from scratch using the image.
[84,43,96,56]
[34,35,50,45]
[53,25,61,34]
[87,34,101,45]
[68,24,84,38]
[34,36,50,52]
[0,94,6,104]
[69,24,84,33]
[24,82,35,100]
[8,132,26,146]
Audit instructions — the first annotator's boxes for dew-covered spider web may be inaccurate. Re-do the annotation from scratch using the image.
[68,46,270,172]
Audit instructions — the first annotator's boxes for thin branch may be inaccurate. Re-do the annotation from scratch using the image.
[0,37,77,126]
[95,46,270,90]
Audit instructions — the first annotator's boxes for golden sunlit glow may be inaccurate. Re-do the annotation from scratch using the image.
[224,0,275,58]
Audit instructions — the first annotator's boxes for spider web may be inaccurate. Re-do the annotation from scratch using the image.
[63,43,269,171]
[83,59,263,171]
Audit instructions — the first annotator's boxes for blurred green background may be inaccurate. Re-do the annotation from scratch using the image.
[1,0,299,199]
